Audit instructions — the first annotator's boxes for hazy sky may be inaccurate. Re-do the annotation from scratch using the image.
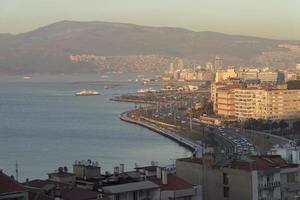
[0,0,299,40]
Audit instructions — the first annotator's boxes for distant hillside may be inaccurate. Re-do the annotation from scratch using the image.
[0,21,299,74]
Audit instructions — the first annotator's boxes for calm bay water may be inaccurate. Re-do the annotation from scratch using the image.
[0,74,190,181]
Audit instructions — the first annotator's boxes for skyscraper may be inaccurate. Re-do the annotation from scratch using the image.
[177,59,184,70]
[214,56,223,71]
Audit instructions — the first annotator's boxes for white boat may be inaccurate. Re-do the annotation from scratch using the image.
[75,90,101,96]
[137,88,156,93]
[23,76,32,80]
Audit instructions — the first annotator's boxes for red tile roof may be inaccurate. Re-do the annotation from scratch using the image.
[150,175,193,191]
[0,171,25,194]
[28,191,54,200]
[231,155,290,171]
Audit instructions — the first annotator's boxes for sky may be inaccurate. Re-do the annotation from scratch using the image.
[0,0,299,40]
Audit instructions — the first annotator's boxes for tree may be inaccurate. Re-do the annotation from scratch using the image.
[271,121,279,130]
[279,120,289,130]
[293,120,300,133]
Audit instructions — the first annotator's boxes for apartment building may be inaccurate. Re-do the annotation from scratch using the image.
[211,78,241,113]
[215,68,238,82]
[176,155,300,200]
[258,72,278,82]
[212,79,300,120]
[216,88,236,117]
[234,88,300,120]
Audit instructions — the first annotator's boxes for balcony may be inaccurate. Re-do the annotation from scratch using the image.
[258,181,280,190]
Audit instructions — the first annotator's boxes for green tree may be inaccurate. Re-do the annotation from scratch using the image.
[279,120,289,130]
[271,121,279,130]
[293,120,300,134]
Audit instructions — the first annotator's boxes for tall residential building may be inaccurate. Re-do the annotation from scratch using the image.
[216,88,236,117]
[177,59,184,70]
[296,64,300,71]
[234,88,300,120]
[168,63,174,75]
[214,56,223,71]
[206,62,214,72]
[212,80,300,120]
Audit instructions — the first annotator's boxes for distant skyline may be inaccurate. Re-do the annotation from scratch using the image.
[0,0,299,40]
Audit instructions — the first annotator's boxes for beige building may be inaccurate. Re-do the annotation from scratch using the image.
[234,88,300,120]
[258,71,278,82]
[215,68,238,82]
[216,89,235,117]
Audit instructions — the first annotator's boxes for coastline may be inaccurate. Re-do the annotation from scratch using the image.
[120,111,202,152]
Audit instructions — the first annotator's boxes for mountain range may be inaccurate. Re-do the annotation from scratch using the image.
[0,20,299,74]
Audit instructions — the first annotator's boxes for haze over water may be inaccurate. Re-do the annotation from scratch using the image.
[0,74,190,181]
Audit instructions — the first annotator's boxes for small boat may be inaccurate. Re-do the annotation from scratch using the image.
[23,76,32,80]
[137,88,156,93]
[75,90,101,96]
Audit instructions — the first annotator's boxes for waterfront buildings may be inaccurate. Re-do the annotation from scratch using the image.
[234,88,300,120]
[212,76,300,120]
[1,160,201,200]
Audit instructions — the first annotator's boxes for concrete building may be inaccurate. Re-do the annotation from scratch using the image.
[215,68,238,83]
[258,71,278,82]
[47,167,76,185]
[73,160,101,179]
[103,181,161,200]
[211,79,241,113]
[216,88,236,117]
[103,165,202,200]
[234,88,300,120]
[214,56,223,71]
[176,155,300,200]
[269,144,300,164]
[238,69,259,80]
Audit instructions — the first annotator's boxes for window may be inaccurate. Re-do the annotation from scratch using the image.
[224,186,229,198]
[287,173,296,183]
[133,191,138,200]
[223,173,229,185]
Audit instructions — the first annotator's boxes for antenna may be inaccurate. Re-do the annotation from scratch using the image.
[15,160,18,181]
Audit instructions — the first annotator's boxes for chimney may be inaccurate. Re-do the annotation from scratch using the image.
[162,169,168,185]
[156,167,162,179]
[119,164,125,173]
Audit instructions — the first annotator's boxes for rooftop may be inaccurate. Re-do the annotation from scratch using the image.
[103,180,160,194]
[48,171,75,178]
[0,170,26,194]
[135,166,158,172]
[231,155,291,171]
[24,179,108,200]
[150,174,193,191]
